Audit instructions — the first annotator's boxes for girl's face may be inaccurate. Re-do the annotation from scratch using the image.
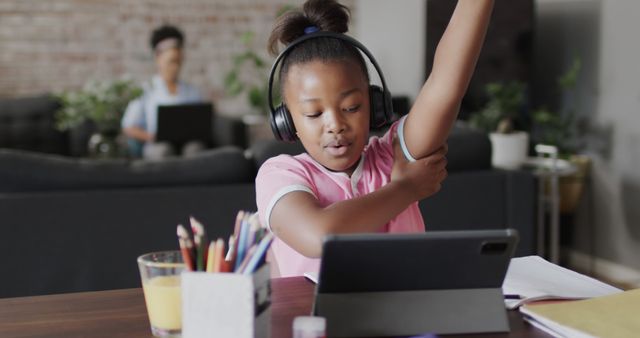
[283,60,370,175]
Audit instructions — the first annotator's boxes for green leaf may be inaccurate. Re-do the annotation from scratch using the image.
[231,54,243,68]
[241,31,254,45]
[558,57,581,90]
[53,78,142,132]
[245,51,265,68]
[221,30,271,115]
[248,86,266,111]
[224,71,245,96]
[471,81,526,133]
[224,70,238,88]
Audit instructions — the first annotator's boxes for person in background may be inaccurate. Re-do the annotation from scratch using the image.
[122,24,205,159]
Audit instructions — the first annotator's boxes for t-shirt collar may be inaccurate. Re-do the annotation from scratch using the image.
[152,75,182,97]
[304,153,365,191]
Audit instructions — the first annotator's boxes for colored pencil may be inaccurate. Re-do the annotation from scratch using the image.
[220,259,232,273]
[225,235,236,261]
[236,245,258,274]
[229,212,244,271]
[241,232,274,275]
[177,224,195,271]
[190,216,208,271]
[212,238,225,273]
[206,240,216,273]
[245,218,259,253]
[234,214,251,271]
[176,211,267,274]
[233,211,245,239]
[224,235,236,271]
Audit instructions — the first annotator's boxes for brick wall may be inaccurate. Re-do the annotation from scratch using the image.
[0,0,356,115]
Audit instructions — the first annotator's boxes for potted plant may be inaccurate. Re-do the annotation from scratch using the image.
[224,31,277,146]
[469,81,529,169]
[532,57,589,213]
[224,31,270,116]
[55,78,142,158]
[532,58,582,156]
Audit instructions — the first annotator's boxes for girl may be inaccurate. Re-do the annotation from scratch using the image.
[257,0,494,277]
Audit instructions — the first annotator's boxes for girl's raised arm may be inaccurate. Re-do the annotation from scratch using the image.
[403,0,494,160]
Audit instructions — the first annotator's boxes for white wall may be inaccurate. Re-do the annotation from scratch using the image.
[591,0,640,269]
[353,0,425,102]
[535,0,640,277]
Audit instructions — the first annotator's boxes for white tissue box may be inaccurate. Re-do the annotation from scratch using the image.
[181,264,271,338]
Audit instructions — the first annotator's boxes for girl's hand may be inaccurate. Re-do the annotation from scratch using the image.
[391,135,448,201]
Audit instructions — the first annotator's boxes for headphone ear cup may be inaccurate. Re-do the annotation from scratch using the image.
[369,85,391,129]
[270,104,298,142]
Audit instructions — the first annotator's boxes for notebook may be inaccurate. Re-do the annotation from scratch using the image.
[156,102,214,146]
[502,256,622,309]
[520,288,640,338]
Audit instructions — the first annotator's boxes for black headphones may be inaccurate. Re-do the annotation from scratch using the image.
[268,31,393,142]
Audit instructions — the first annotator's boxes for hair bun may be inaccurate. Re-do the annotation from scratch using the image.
[303,0,349,34]
[268,0,351,55]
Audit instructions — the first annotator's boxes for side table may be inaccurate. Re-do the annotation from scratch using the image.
[525,145,577,264]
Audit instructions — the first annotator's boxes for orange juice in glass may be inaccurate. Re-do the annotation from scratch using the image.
[138,251,185,337]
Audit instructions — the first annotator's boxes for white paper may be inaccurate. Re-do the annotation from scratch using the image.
[502,255,622,309]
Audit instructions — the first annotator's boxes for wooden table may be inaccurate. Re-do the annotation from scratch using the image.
[0,277,549,338]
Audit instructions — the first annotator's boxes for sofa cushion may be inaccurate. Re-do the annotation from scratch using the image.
[250,139,306,168]
[0,95,69,155]
[0,146,254,193]
[446,122,491,172]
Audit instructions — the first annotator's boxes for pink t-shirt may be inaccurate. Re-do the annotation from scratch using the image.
[255,117,425,278]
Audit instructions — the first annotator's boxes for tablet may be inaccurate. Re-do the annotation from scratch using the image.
[317,229,518,293]
[314,229,519,336]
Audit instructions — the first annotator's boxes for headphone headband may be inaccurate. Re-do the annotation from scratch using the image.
[267,31,390,115]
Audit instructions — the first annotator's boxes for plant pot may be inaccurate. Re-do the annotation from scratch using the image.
[559,154,591,213]
[489,131,529,170]
[87,129,125,159]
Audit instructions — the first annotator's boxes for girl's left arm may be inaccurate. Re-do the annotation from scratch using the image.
[403,0,494,159]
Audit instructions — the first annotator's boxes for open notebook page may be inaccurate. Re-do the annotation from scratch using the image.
[502,255,622,309]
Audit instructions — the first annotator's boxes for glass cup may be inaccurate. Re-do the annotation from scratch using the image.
[138,251,185,337]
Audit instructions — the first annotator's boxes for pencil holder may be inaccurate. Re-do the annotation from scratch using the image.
[181,264,271,338]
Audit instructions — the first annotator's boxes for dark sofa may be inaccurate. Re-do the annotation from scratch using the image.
[0,94,249,157]
[0,95,537,298]
[0,147,257,298]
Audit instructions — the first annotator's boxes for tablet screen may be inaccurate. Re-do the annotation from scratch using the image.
[317,229,518,293]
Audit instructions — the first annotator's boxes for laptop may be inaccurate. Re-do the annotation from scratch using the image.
[156,102,214,146]
[313,229,519,337]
